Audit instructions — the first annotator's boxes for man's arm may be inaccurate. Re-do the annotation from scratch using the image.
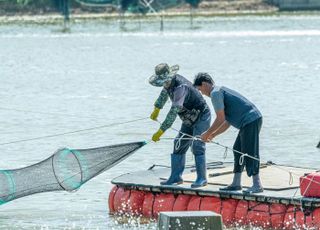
[160,106,179,131]
[210,120,230,139]
[154,88,169,109]
[201,109,230,141]
[152,86,186,142]
[160,85,187,131]
[150,89,169,121]
[152,106,179,142]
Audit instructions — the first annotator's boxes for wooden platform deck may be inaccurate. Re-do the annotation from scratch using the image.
[111,162,320,208]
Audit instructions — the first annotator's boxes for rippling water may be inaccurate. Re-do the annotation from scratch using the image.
[0,14,319,229]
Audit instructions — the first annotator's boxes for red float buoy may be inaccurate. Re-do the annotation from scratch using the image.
[127,190,145,215]
[295,208,307,229]
[173,194,191,211]
[312,207,320,228]
[270,203,287,229]
[108,185,118,214]
[235,200,248,226]
[153,193,176,218]
[283,205,296,229]
[108,186,320,229]
[247,201,270,228]
[221,199,238,226]
[113,187,131,214]
[199,196,221,214]
[187,196,201,211]
[304,213,313,229]
[142,192,155,218]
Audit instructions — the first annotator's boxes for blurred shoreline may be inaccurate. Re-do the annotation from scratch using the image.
[1,0,320,25]
[0,0,276,24]
[1,10,320,25]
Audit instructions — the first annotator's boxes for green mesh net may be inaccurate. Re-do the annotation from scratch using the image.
[0,141,146,205]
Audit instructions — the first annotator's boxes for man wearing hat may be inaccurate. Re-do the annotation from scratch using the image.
[193,72,263,194]
[149,63,211,188]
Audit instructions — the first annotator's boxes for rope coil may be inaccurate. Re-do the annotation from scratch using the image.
[223,147,228,160]
[239,154,247,166]
[289,171,293,186]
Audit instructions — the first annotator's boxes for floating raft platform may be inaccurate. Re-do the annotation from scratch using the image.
[108,162,320,229]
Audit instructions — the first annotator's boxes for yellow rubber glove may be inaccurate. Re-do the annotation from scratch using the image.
[152,129,164,142]
[150,107,160,121]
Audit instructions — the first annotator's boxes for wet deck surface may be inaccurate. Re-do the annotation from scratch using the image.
[112,163,320,207]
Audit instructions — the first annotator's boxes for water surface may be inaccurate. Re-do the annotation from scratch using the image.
[0,15,319,229]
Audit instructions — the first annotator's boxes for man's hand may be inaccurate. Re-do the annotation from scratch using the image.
[150,107,160,121]
[152,129,164,142]
[201,131,212,142]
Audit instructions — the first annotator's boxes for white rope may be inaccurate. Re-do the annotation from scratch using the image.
[173,134,199,151]
[211,140,261,163]
[174,133,185,150]
[0,117,149,146]
[191,135,201,152]
[223,147,228,160]
[289,171,293,186]
[0,107,102,119]
[157,119,261,163]
[239,154,247,166]
[160,120,320,208]
[154,119,320,189]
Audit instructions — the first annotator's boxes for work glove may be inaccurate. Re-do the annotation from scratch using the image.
[150,107,160,121]
[152,129,164,142]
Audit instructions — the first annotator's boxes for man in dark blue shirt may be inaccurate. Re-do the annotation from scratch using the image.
[194,72,263,194]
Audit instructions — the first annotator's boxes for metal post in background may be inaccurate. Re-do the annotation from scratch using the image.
[62,0,70,31]
[160,14,164,31]
[190,6,194,28]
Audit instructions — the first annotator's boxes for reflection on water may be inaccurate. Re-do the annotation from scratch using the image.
[0,15,319,229]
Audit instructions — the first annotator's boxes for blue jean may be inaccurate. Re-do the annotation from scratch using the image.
[173,109,211,156]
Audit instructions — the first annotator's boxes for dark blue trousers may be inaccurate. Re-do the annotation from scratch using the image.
[233,117,262,177]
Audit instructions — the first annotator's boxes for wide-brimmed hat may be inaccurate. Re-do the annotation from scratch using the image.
[149,63,179,87]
